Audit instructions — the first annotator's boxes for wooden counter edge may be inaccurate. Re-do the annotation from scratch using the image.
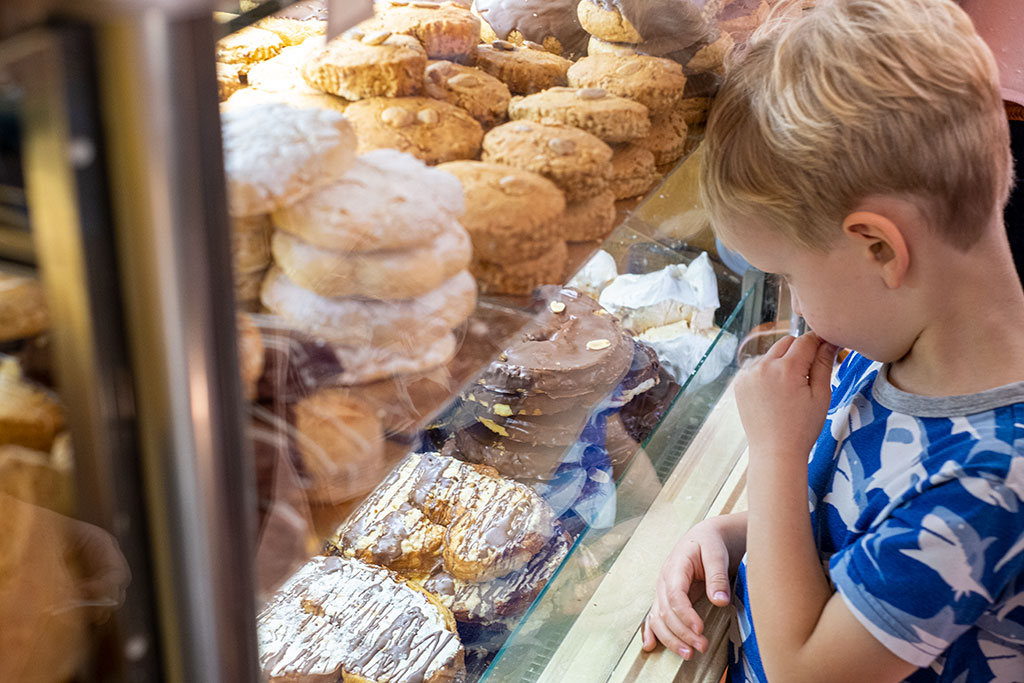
[537,385,749,683]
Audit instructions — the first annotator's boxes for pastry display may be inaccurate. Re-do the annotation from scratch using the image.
[301,32,428,100]
[257,554,465,683]
[374,2,481,62]
[608,143,659,199]
[328,451,558,582]
[473,42,573,95]
[344,96,484,164]
[481,120,613,201]
[261,149,476,387]
[244,37,327,93]
[508,86,650,144]
[424,60,511,128]
[567,54,687,117]
[474,0,590,59]
[220,102,357,217]
[0,271,49,343]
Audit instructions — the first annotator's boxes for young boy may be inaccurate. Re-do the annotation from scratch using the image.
[641,1,1024,681]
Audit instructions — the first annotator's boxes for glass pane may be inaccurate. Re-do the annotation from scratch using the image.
[212,2,764,680]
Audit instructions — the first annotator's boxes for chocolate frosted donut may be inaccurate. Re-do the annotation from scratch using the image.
[472,403,594,447]
[443,423,569,480]
[479,286,633,398]
[475,0,590,59]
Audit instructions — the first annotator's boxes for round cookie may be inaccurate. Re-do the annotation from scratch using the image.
[260,267,477,349]
[567,54,686,117]
[435,161,566,264]
[636,106,689,167]
[271,224,472,300]
[424,60,511,128]
[609,143,659,199]
[375,2,481,62]
[0,358,65,451]
[221,103,357,217]
[344,96,483,164]
[508,86,650,144]
[474,0,590,59]
[273,149,465,253]
[562,190,616,242]
[576,0,643,43]
[482,120,613,201]
[0,272,49,343]
[586,35,639,57]
[473,42,572,96]
[471,240,568,296]
[216,26,284,65]
[301,32,427,100]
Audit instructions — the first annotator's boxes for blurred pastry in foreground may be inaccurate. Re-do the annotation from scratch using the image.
[0,271,49,343]
[0,357,64,452]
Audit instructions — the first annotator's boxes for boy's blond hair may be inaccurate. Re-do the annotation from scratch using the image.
[700,0,1013,250]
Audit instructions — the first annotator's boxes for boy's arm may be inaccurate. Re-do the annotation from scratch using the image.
[738,335,917,683]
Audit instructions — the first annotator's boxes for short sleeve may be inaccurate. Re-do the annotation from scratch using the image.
[828,452,1024,668]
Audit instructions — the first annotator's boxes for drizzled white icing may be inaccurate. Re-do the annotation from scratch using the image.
[257,555,463,682]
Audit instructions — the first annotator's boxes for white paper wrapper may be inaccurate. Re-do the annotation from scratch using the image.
[637,319,737,388]
[598,252,720,334]
[568,249,619,300]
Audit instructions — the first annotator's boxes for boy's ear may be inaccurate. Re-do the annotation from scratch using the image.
[842,211,909,289]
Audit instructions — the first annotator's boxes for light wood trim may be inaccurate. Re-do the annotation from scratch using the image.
[537,387,749,683]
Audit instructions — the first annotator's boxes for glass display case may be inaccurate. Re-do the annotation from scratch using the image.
[0,1,791,681]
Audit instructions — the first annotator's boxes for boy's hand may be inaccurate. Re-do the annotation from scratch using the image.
[642,518,735,659]
[735,333,838,462]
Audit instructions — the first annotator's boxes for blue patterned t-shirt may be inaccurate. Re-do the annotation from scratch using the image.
[728,352,1024,682]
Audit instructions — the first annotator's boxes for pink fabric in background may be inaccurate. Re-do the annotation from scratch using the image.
[959,0,1024,105]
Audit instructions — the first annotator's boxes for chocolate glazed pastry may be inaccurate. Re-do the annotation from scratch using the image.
[421,525,572,624]
[599,0,718,63]
[478,286,634,398]
[442,423,570,480]
[618,361,681,442]
[474,0,590,59]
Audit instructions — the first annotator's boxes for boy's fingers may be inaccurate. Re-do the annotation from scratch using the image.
[810,339,838,393]
[642,615,656,652]
[700,542,731,606]
[649,608,708,657]
[765,335,797,359]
